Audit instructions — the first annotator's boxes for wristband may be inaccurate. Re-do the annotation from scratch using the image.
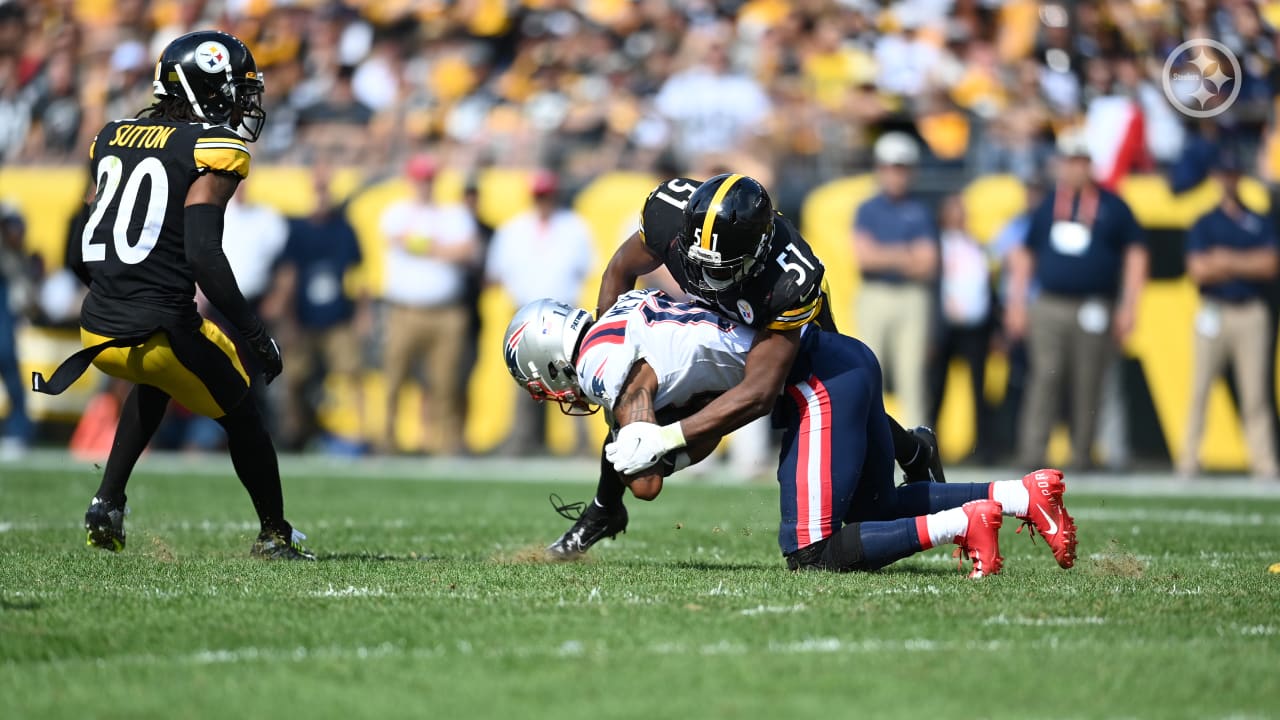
[659,422,687,450]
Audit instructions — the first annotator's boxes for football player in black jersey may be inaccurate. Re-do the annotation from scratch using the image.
[548,173,944,558]
[33,31,312,559]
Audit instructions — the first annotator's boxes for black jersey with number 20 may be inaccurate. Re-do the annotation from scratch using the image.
[76,118,252,337]
[638,177,831,332]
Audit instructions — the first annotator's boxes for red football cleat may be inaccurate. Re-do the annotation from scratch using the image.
[1017,468,1077,569]
[954,499,1004,579]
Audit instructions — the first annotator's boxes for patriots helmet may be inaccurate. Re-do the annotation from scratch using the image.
[503,299,597,415]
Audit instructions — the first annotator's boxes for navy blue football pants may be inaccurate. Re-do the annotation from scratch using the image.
[775,330,989,561]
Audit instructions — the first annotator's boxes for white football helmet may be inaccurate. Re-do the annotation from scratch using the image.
[503,299,597,415]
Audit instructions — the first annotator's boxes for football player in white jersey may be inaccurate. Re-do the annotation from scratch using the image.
[504,293,1078,576]
[549,174,945,559]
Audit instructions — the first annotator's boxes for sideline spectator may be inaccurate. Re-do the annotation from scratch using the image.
[990,181,1045,463]
[220,183,289,314]
[1179,153,1279,480]
[929,194,994,463]
[0,203,32,459]
[1005,131,1148,470]
[272,167,369,451]
[457,177,494,428]
[853,132,937,425]
[486,170,595,455]
[378,154,478,455]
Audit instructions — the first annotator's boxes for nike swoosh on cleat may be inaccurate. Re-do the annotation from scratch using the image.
[1037,505,1059,535]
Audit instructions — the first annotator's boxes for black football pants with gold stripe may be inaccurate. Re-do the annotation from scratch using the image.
[84,320,290,537]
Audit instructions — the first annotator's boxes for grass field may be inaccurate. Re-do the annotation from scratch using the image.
[2,454,1278,719]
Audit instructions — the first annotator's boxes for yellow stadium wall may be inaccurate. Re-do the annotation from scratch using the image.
[1,166,1275,470]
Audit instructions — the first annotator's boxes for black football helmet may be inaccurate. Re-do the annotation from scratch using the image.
[152,30,265,141]
[679,173,775,296]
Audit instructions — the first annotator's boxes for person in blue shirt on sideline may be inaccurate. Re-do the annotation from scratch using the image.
[1178,151,1279,481]
[271,166,369,450]
[1004,130,1149,471]
[853,132,938,426]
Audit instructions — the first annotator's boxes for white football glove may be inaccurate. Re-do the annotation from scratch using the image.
[605,421,687,475]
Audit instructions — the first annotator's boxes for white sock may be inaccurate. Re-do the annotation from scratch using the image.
[918,507,969,549]
[989,480,1030,516]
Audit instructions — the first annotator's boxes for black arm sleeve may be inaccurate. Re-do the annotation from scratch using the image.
[184,203,265,340]
[67,204,92,287]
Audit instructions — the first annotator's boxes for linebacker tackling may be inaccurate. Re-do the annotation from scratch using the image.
[505,291,1077,575]
[550,173,944,558]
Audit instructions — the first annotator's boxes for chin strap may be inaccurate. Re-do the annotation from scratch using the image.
[172,64,209,122]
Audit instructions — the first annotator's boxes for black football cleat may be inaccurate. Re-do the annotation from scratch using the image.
[85,496,128,552]
[546,494,628,560]
[903,426,947,484]
[250,528,316,561]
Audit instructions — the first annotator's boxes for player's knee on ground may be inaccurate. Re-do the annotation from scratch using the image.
[785,525,872,572]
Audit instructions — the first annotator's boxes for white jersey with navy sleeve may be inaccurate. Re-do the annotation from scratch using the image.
[576,290,756,415]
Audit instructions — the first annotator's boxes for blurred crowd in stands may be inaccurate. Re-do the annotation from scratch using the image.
[3,0,1280,477]
[5,0,1280,190]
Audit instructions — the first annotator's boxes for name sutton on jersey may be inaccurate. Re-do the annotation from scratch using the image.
[107,124,178,150]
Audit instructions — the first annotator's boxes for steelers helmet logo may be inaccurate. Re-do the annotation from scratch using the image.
[195,41,231,74]
[736,299,755,324]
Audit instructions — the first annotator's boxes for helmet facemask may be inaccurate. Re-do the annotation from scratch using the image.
[677,172,777,301]
[680,226,772,298]
[177,69,265,141]
[522,359,597,416]
[230,76,266,141]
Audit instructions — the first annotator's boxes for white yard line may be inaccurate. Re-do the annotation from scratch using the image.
[739,603,808,616]
[0,638,1013,670]
[983,614,1107,627]
[309,585,391,598]
[9,632,1258,673]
